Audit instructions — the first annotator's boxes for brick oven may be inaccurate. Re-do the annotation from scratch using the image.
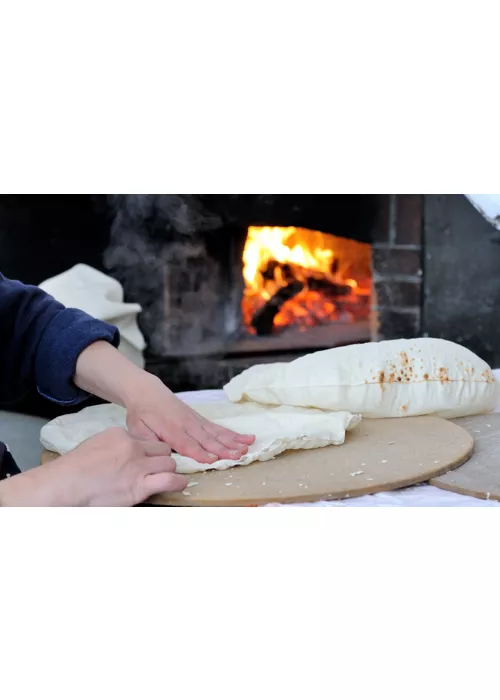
[103,195,424,392]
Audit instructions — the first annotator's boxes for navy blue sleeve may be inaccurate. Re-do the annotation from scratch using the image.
[0,273,120,406]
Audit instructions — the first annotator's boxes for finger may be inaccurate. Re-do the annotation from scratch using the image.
[141,472,188,501]
[141,441,172,458]
[140,455,177,475]
[199,434,246,460]
[127,419,159,442]
[146,420,220,464]
[205,422,255,447]
[136,416,194,455]
[168,433,219,464]
[187,424,245,460]
[203,424,247,451]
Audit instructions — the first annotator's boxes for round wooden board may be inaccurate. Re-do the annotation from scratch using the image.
[430,414,500,502]
[41,416,473,506]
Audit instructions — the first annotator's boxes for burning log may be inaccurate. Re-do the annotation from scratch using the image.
[261,260,296,284]
[261,260,351,298]
[307,278,352,296]
[251,281,304,335]
[251,277,353,335]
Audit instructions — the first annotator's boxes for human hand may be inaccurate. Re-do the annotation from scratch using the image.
[74,340,255,465]
[125,375,255,464]
[0,428,187,507]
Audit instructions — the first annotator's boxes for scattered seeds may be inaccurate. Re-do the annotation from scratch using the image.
[350,471,364,477]
[182,491,191,496]
[187,481,199,488]
[225,483,232,487]
[381,460,388,464]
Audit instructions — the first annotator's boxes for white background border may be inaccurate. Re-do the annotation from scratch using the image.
[2,1,500,697]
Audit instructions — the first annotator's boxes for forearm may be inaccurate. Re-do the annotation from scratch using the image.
[0,465,66,507]
[0,272,119,406]
[74,341,162,408]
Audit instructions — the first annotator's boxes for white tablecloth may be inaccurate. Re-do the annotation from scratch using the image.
[177,369,500,507]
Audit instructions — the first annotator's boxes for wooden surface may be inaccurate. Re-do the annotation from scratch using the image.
[41,416,473,506]
[431,414,500,502]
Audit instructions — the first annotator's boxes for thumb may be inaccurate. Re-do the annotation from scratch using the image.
[141,472,188,501]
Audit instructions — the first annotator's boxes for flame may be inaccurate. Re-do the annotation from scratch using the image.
[243,227,335,292]
[242,226,371,334]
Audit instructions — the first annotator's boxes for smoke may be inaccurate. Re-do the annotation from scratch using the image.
[107,195,221,237]
[103,195,226,357]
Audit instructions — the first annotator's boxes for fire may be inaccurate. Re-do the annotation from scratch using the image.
[242,226,371,335]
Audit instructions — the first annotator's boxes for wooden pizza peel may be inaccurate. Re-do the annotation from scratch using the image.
[430,414,500,502]
[41,416,473,506]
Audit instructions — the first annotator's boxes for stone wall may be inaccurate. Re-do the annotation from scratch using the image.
[371,195,423,340]
[422,195,500,368]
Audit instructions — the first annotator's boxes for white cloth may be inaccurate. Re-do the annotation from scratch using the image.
[39,264,146,368]
[40,402,360,475]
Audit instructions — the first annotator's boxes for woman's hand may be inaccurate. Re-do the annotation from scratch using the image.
[0,428,187,507]
[125,375,255,464]
[74,341,255,464]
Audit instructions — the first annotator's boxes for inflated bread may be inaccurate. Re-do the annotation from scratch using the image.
[224,337,498,419]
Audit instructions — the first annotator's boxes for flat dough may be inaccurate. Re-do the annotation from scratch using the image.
[40,402,360,474]
[224,337,498,419]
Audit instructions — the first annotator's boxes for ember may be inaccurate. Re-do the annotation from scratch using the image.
[242,226,371,335]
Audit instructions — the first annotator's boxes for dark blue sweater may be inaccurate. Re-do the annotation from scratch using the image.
[0,273,119,478]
